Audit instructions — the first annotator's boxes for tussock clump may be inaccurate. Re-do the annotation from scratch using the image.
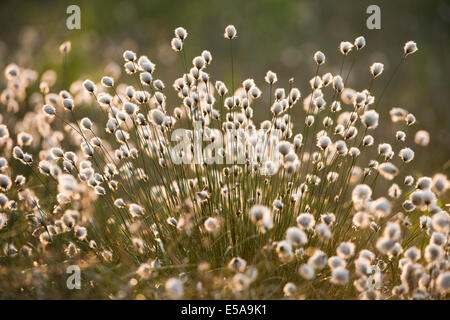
[0,26,447,300]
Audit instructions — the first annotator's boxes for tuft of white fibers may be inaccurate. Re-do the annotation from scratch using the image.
[389,107,408,122]
[0,174,12,191]
[317,135,331,151]
[296,213,315,231]
[405,113,416,126]
[174,27,188,41]
[313,51,326,65]
[378,162,399,180]
[59,41,71,55]
[43,104,56,116]
[431,211,449,234]
[308,250,327,270]
[430,232,446,246]
[424,243,444,263]
[316,222,332,240]
[369,62,384,78]
[123,50,137,62]
[436,272,450,295]
[140,72,153,85]
[352,184,372,209]
[224,25,237,39]
[339,41,354,55]
[328,256,346,270]
[332,75,344,92]
[336,242,355,259]
[82,79,96,93]
[414,130,430,146]
[309,76,323,90]
[276,240,293,262]
[74,226,87,240]
[228,256,247,272]
[286,227,307,246]
[404,41,418,56]
[404,246,421,262]
[416,176,432,190]
[362,135,374,147]
[165,278,184,299]
[129,203,144,217]
[376,237,396,255]
[431,173,449,195]
[137,263,152,280]
[80,117,92,130]
[283,282,297,297]
[398,147,414,163]
[202,50,212,64]
[395,130,406,141]
[404,175,415,186]
[361,109,379,129]
[383,222,401,241]
[101,76,114,87]
[232,273,251,291]
[388,183,402,199]
[171,38,183,52]
[150,108,166,126]
[264,70,277,84]
[278,141,292,156]
[204,217,220,234]
[62,98,74,111]
[249,204,271,224]
[354,36,366,50]
[299,264,315,280]
[369,197,392,219]
[331,267,349,285]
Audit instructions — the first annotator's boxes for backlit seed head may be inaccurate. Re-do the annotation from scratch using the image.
[174,27,188,41]
[224,25,237,39]
[404,41,418,56]
[370,62,384,78]
[286,227,307,246]
[101,76,114,87]
[414,130,430,146]
[354,36,366,50]
[313,51,326,65]
[165,278,184,299]
[82,79,95,93]
[171,38,183,52]
[59,41,71,55]
[361,109,379,129]
[399,147,414,163]
[339,41,354,55]
[123,50,137,62]
[265,70,278,84]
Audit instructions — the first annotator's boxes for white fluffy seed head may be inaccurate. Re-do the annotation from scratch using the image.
[404,41,418,56]
[361,109,379,129]
[265,70,278,84]
[123,50,137,62]
[313,51,326,65]
[80,117,92,130]
[101,76,114,87]
[354,36,366,50]
[224,25,237,39]
[370,62,384,78]
[82,79,95,93]
[174,27,188,41]
[171,38,183,52]
[414,130,430,146]
[339,41,354,55]
[399,147,414,163]
[286,227,307,247]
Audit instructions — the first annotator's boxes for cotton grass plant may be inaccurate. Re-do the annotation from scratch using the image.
[0,26,448,300]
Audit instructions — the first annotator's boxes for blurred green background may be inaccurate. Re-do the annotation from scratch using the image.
[0,0,448,174]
